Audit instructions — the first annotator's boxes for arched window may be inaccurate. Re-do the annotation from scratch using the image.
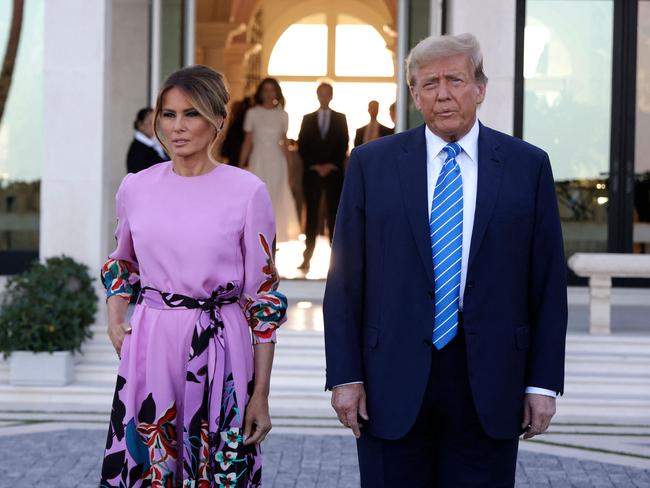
[267,12,396,142]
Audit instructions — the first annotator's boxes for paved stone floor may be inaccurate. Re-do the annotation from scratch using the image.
[0,428,648,487]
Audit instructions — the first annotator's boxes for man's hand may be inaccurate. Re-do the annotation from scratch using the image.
[521,393,556,439]
[331,383,369,438]
[310,163,338,178]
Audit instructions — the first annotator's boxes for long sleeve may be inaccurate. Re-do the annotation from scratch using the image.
[323,150,366,389]
[241,183,287,344]
[297,115,313,168]
[526,154,568,394]
[334,114,349,168]
[101,174,140,301]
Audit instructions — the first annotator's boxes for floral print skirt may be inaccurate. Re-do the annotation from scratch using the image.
[100,294,262,488]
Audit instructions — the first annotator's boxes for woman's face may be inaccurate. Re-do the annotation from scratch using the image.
[158,87,220,159]
[261,82,277,106]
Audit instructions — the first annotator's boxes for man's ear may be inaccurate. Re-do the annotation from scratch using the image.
[475,82,486,104]
[409,85,421,111]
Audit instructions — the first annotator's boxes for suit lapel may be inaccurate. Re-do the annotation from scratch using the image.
[468,123,504,271]
[397,125,435,285]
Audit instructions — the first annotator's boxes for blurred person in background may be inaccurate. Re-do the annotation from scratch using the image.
[221,96,253,166]
[354,100,393,147]
[239,78,300,243]
[297,82,349,271]
[126,107,167,173]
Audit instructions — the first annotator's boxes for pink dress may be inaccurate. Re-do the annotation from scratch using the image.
[99,162,286,487]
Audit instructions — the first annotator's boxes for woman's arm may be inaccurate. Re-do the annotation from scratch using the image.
[252,342,274,396]
[102,173,139,357]
[107,294,131,356]
[243,342,275,445]
[239,132,253,167]
[241,184,288,444]
[281,135,291,163]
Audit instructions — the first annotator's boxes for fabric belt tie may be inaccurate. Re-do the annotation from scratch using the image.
[137,282,241,461]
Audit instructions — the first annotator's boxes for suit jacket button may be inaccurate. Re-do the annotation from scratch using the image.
[467,281,475,289]
[427,290,435,299]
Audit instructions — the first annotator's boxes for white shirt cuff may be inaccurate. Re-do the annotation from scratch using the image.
[525,386,558,398]
[333,381,363,388]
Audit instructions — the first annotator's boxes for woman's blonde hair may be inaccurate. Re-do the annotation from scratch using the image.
[153,65,230,163]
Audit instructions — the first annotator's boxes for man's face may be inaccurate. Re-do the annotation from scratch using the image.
[409,54,485,141]
[317,85,333,108]
[368,101,379,119]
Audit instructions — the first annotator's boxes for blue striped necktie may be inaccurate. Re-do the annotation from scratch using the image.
[430,142,463,349]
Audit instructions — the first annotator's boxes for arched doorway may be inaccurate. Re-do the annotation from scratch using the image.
[266,9,397,142]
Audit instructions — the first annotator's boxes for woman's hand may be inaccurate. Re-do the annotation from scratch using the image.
[107,321,131,358]
[243,392,272,445]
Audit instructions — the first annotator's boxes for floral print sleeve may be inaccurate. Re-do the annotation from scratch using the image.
[242,183,287,344]
[102,173,140,301]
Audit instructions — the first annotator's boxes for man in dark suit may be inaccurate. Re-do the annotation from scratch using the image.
[354,100,394,147]
[324,33,567,487]
[297,82,349,271]
[126,107,167,173]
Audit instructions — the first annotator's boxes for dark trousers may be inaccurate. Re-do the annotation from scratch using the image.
[302,169,343,262]
[357,331,519,487]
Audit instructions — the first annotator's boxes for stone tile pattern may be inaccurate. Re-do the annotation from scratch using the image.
[0,430,648,487]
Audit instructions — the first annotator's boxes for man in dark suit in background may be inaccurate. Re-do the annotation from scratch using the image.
[297,82,349,271]
[126,107,167,173]
[324,33,567,487]
[354,100,394,147]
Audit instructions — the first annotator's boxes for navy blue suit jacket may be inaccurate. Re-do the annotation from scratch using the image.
[323,123,568,440]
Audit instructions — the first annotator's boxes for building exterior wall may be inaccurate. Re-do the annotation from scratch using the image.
[447,0,517,135]
[40,0,150,277]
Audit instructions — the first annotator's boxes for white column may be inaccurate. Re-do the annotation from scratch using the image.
[447,0,517,135]
[105,0,152,255]
[150,0,162,105]
[396,0,409,133]
[41,0,150,276]
[184,0,196,66]
[41,0,111,272]
[429,0,444,36]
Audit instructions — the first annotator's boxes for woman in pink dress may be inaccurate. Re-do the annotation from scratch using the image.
[100,65,286,487]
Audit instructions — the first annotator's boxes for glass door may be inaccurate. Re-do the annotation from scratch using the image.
[633,1,650,254]
[522,0,614,259]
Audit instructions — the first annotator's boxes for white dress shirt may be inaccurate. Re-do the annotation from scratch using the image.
[134,130,166,160]
[425,120,478,310]
[317,109,331,137]
[336,119,557,398]
[425,119,556,399]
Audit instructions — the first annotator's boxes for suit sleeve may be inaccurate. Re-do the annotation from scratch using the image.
[334,114,349,169]
[297,115,312,169]
[354,127,363,148]
[323,149,365,389]
[527,154,568,394]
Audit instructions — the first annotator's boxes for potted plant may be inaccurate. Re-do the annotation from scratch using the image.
[0,255,97,386]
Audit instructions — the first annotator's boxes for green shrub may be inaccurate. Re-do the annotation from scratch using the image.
[0,255,97,357]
